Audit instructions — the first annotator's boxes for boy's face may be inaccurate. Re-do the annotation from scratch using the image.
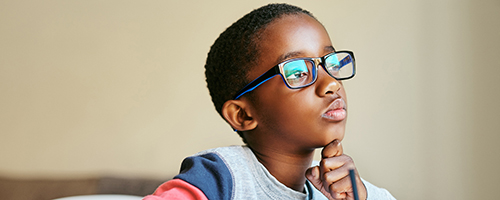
[245,14,348,150]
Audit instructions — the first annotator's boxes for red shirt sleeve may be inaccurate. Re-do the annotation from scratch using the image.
[143,179,208,200]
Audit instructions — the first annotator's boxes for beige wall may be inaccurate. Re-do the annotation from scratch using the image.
[1,0,499,199]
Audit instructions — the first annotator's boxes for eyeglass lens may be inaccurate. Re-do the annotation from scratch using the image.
[282,52,354,88]
[283,59,315,87]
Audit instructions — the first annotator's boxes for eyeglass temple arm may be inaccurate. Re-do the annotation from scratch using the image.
[338,55,353,69]
[233,66,280,100]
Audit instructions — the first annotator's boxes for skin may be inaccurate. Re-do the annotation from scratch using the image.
[222,14,367,200]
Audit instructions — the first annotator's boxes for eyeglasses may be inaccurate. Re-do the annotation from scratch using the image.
[233,51,356,99]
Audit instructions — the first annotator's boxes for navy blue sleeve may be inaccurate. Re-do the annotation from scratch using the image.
[174,153,233,200]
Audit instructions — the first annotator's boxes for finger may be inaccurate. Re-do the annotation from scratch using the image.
[318,156,347,191]
[323,164,352,184]
[328,175,354,198]
[332,191,348,200]
[319,140,344,181]
[321,164,353,196]
[319,154,353,174]
[321,140,343,158]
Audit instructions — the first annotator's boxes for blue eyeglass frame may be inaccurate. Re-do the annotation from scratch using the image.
[233,50,356,100]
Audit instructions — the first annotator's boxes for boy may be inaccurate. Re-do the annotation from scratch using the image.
[145,3,396,200]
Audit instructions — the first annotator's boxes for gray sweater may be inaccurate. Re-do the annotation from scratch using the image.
[174,145,396,200]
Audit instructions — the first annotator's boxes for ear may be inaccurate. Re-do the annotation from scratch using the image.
[222,99,258,131]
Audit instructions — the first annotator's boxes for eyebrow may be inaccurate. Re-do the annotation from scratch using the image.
[325,45,335,52]
[276,45,336,64]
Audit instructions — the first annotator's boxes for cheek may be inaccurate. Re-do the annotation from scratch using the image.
[257,90,318,132]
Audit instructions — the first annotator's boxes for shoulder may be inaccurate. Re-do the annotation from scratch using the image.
[193,145,247,159]
[173,146,248,200]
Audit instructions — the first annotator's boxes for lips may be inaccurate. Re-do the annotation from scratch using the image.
[322,98,346,121]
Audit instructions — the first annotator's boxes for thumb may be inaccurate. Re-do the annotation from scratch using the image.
[305,166,320,182]
[322,140,343,158]
[306,166,331,198]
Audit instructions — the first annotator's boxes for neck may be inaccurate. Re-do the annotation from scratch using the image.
[248,144,315,192]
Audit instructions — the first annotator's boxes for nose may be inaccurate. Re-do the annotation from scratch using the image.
[315,66,341,97]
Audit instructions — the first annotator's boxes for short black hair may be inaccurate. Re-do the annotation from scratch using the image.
[205,3,315,141]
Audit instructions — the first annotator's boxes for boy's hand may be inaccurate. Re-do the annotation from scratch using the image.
[305,140,367,200]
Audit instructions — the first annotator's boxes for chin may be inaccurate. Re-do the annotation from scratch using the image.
[313,137,341,149]
[326,123,345,137]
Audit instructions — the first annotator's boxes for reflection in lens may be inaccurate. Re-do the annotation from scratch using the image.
[325,54,340,76]
[283,60,312,87]
[325,53,353,79]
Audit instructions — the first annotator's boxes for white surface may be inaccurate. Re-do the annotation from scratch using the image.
[53,194,142,200]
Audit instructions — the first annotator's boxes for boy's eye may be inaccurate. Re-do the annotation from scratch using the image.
[286,71,308,79]
[283,60,312,86]
[285,70,309,86]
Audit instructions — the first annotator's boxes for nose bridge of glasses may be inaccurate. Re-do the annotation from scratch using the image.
[312,57,322,68]
[312,57,331,77]
[311,58,323,75]
[315,57,342,87]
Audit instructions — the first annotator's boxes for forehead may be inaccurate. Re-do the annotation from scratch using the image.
[249,14,333,79]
